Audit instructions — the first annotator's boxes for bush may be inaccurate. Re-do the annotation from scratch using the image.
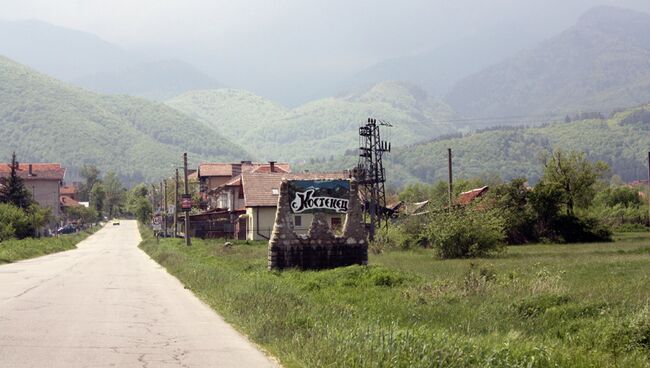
[552,215,612,243]
[425,208,505,259]
[376,215,430,250]
[0,203,31,240]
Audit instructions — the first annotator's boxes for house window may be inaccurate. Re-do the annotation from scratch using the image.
[238,189,244,199]
[294,215,302,227]
[271,188,279,195]
[331,217,342,230]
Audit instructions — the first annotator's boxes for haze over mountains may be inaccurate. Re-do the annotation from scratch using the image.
[447,6,650,119]
[0,19,219,100]
[1,5,650,185]
[341,24,542,99]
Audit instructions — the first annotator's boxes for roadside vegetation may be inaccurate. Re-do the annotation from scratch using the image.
[139,225,650,367]
[0,226,100,264]
[0,157,142,264]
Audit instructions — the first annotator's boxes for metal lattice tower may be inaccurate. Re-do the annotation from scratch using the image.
[357,118,391,241]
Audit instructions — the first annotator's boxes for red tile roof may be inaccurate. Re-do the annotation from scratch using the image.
[0,163,65,181]
[60,195,82,207]
[241,172,349,207]
[250,164,290,174]
[60,185,77,195]
[224,176,242,187]
[199,163,233,177]
[199,162,291,178]
[457,186,489,205]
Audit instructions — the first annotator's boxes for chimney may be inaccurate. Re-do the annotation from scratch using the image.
[269,161,276,173]
[28,164,33,176]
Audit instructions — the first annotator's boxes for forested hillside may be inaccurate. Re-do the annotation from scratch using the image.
[167,82,454,162]
[446,6,650,120]
[304,105,650,187]
[0,56,249,183]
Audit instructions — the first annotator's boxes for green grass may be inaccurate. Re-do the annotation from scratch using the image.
[0,226,100,264]
[138,224,650,367]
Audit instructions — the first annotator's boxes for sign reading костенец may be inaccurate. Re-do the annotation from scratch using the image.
[289,180,349,214]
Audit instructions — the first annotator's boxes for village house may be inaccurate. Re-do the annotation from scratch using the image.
[181,161,289,238]
[208,171,350,240]
[457,186,490,206]
[197,161,290,203]
[0,163,66,222]
[59,194,82,209]
[60,184,80,201]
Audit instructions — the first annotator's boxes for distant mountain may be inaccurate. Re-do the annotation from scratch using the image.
[0,55,249,184]
[167,82,455,162]
[75,59,220,100]
[0,19,132,81]
[446,6,650,120]
[0,19,219,101]
[305,104,650,187]
[341,25,539,98]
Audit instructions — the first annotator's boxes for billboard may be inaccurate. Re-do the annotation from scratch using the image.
[288,180,350,214]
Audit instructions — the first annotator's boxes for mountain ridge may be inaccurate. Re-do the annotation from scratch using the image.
[166,81,455,163]
[0,55,249,184]
[446,6,650,120]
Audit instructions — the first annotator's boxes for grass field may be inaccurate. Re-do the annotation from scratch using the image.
[138,226,650,367]
[0,226,100,264]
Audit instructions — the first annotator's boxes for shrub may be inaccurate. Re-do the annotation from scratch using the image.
[0,203,31,240]
[488,178,538,244]
[552,215,612,243]
[424,208,505,259]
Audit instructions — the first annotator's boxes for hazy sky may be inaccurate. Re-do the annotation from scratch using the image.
[1,0,649,104]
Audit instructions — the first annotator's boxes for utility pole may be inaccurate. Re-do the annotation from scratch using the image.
[32,185,37,237]
[163,179,168,237]
[183,153,191,246]
[448,148,453,210]
[174,168,179,238]
[647,151,650,227]
[150,184,157,212]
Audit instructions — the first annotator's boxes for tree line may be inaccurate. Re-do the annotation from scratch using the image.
[0,153,155,241]
[384,149,649,258]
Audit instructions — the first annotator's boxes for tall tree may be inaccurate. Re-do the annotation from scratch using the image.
[103,172,125,219]
[90,182,106,218]
[79,165,101,202]
[539,150,609,215]
[0,152,32,209]
[126,184,152,223]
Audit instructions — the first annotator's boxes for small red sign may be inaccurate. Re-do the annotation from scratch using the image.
[181,195,192,211]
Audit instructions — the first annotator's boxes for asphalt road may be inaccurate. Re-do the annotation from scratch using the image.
[0,220,279,368]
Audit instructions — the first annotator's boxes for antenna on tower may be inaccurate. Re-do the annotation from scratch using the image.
[356,117,392,241]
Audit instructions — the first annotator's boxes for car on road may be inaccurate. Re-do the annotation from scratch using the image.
[57,224,76,234]
[112,219,120,225]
